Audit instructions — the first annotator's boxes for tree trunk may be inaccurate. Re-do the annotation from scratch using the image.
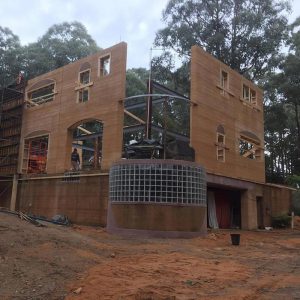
[294,102,300,174]
[230,0,238,70]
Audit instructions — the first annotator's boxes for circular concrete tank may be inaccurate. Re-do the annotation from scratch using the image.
[107,159,207,238]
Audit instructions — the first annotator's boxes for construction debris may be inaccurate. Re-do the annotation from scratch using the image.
[19,211,45,227]
[0,207,70,226]
[73,287,83,294]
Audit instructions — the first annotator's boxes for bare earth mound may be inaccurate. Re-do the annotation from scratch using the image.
[0,213,299,300]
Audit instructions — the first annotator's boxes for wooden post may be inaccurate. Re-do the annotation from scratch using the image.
[10,174,18,211]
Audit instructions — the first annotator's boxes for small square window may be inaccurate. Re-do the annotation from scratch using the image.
[78,89,89,103]
[100,55,110,76]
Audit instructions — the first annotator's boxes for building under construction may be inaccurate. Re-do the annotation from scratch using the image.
[0,42,293,237]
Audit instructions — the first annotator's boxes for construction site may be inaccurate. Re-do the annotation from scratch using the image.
[0,42,293,234]
[0,42,299,299]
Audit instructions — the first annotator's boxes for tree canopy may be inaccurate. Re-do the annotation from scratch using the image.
[23,21,100,79]
[0,22,100,84]
[0,27,22,87]
[154,0,290,81]
[264,17,300,180]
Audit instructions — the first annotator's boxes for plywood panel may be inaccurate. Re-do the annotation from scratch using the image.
[19,42,127,174]
[190,46,265,183]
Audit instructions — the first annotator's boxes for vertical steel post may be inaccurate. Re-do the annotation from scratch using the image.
[146,80,153,139]
[163,96,168,159]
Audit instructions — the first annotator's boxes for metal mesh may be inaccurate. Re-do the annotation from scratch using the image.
[109,161,206,206]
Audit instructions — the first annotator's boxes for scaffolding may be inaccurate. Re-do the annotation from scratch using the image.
[22,137,48,174]
[0,78,25,176]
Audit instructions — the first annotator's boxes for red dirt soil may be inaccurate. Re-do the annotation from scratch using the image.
[0,213,299,300]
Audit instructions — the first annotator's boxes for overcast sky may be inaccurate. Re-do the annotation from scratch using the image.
[0,0,299,69]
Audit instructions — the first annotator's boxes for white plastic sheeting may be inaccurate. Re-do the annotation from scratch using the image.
[207,191,219,229]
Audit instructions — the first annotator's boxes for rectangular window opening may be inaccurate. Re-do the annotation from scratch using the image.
[27,84,55,107]
[78,88,89,103]
[216,133,225,162]
[22,135,49,174]
[221,71,228,88]
[100,55,111,77]
[250,89,257,105]
[220,70,228,96]
[242,84,257,105]
[239,137,260,160]
[243,84,250,102]
[79,70,90,85]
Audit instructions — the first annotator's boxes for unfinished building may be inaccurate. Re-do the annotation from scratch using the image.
[0,42,293,236]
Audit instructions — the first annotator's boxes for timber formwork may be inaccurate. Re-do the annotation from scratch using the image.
[0,81,25,175]
[2,43,292,230]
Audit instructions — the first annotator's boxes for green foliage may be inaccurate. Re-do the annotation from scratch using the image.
[0,22,100,84]
[23,22,99,79]
[155,0,290,81]
[0,26,22,87]
[22,43,55,80]
[151,52,190,96]
[125,67,190,145]
[271,214,291,228]
[126,68,148,97]
[264,100,295,182]
[264,17,300,181]
[153,0,297,183]
[286,175,300,188]
[124,68,148,144]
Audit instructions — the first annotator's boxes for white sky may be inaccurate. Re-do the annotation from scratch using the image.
[0,0,299,69]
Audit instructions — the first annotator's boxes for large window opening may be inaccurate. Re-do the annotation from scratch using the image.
[239,132,262,160]
[22,135,49,174]
[27,84,55,107]
[122,81,192,161]
[71,120,103,171]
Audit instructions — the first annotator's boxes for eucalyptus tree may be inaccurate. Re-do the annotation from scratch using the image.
[23,21,99,79]
[0,27,22,87]
[154,0,290,81]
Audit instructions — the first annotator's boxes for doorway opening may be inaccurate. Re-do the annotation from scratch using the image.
[207,188,241,229]
[71,120,103,171]
[256,196,264,229]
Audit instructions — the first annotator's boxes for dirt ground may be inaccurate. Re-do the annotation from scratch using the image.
[0,213,299,300]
